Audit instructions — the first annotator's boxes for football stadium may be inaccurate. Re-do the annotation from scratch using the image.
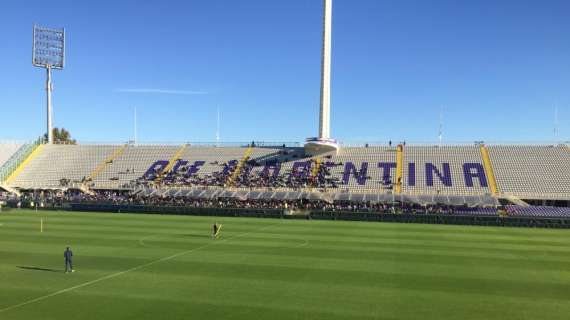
[1,1,570,319]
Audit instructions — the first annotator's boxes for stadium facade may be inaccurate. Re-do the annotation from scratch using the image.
[1,142,569,207]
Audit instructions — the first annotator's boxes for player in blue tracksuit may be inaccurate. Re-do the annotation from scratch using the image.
[64,247,74,273]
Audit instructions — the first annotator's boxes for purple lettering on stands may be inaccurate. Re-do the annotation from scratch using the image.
[262,162,281,178]
[143,160,169,179]
[222,160,239,176]
[426,163,452,187]
[171,160,188,175]
[291,161,311,178]
[463,163,488,187]
[185,161,206,177]
[378,162,396,184]
[408,163,416,186]
[142,158,493,190]
[241,163,252,179]
[343,162,368,185]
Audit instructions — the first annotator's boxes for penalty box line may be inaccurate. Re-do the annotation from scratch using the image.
[0,222,279,314]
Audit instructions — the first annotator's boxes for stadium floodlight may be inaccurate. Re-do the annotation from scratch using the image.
[33,24,65,144]
[304,0,339,155]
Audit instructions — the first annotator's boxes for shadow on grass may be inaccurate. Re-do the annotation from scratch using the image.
[17,266,60,273]
[182,234,211,239]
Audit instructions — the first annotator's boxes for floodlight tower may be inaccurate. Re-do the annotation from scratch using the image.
[32,24,65,144]
[305,0,339,155]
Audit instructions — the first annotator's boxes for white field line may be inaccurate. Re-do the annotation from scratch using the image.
[0,223,279,314]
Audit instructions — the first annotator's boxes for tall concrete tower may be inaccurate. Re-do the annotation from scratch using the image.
[319,0,332,139]
[305,0,339,155]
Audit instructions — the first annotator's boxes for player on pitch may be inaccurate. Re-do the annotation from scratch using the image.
[212,222,222,239]
[64,246,75,273]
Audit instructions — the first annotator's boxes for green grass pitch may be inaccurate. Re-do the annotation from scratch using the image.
[1,210,569,320]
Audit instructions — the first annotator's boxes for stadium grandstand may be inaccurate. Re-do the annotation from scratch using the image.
[1,140,570,226]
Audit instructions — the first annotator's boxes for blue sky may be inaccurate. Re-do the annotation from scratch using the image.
[1,0,569,143]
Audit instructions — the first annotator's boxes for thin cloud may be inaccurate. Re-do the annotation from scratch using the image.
[115,88,209,95]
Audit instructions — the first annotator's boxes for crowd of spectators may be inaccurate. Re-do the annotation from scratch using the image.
[230,158,341,190]
[134,155,345,191]
[10,189,488,215]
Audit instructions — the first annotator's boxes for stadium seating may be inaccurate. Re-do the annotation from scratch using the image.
[5,143,570,202]
[0,142,24,169]
[231,146,308,188]
[402,146,491,196]
[325,146,396,192]
[506,205,570,218]
[488,145,570,199]
[10,144,118,189]
[93,145,179,188]
[177,146,257,184]
[454,207,498,216]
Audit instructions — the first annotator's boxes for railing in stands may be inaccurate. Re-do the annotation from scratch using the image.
[0,145,30,182]
[86,144,128,182]
[395,145,403,194]
[480,145,499,196]
[227,145,254,186]
[44,140,570,148]
[338,141,570,147]
[1,138,44,185]
[155,144,188,184]
[52,141,302,147]
[311,158,321,180]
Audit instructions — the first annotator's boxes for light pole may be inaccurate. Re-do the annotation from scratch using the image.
[33,25,65,144]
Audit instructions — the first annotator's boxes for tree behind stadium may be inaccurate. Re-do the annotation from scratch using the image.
[43,127,76,144]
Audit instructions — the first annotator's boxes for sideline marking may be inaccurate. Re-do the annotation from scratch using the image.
[0,223,278,313]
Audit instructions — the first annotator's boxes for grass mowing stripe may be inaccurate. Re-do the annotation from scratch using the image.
[0,221,278,314]
[2,210,569,320]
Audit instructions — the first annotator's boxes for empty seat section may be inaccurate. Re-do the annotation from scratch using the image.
[488,145,570,199]
[93,145,179,188]
[0,142,24,169]
[10,144,118,188]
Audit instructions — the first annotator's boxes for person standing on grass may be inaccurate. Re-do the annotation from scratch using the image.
[64,247,75,273]
[212,222,223,239]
